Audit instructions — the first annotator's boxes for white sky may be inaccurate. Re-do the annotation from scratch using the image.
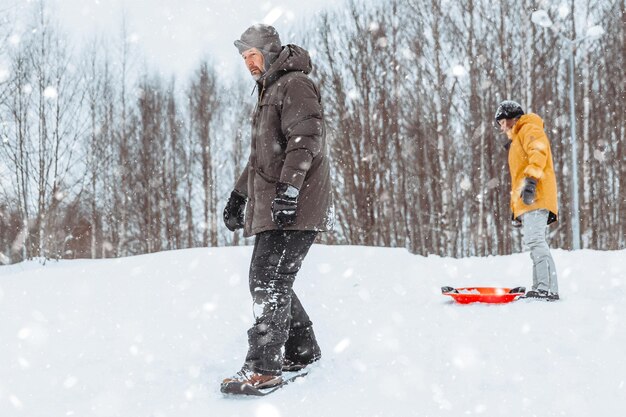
[6,0,345,79]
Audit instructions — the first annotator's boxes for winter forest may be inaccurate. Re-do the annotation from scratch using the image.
[0,0,623,264]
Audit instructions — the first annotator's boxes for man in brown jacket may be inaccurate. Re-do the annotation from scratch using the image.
[221,24,333,394]
[495,100,559,301]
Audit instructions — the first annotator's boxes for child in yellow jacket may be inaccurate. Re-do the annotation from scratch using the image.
[495,100,559,301]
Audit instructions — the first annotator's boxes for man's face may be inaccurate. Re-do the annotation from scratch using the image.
[241,48,265,80]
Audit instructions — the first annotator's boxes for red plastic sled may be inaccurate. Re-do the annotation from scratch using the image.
[441,286,526,304]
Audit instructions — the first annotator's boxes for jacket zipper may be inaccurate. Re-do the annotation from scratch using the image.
[250,80,266,168]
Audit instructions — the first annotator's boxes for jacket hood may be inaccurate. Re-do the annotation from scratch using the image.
[513,113,544,134]
[258,44,312,86]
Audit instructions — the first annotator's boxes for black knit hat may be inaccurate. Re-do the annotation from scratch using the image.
[494,100,525,126]
[234,24,282,69]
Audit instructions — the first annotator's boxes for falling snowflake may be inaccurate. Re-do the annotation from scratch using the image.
[334,338,351,353]
[593,149,606,162]
[63,376,78,389]
[263,7,283,25]
[460,177,471,191]
[43,86,58,99]
[401,47,415,59]
[452,65,467,77]
[486,178,499,189]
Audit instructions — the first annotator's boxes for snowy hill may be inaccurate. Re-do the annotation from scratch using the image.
[1,245,624,417]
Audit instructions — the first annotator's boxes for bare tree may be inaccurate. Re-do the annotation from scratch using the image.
[189,62,220,247]
[164,78,184,250]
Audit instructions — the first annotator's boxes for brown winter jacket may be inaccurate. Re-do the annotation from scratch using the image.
[508,113,558,224]
[234,44,334,237]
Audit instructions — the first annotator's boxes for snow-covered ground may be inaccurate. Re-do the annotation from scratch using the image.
[1,245,624,417]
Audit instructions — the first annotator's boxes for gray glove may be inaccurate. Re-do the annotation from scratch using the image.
[521,177,537,205]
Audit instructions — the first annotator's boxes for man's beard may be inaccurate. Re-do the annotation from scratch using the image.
[250,66,264,81]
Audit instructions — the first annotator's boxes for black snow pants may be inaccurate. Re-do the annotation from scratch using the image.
[245,230,321,375]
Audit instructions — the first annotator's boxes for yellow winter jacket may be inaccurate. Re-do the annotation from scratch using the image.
[508,113,558,224]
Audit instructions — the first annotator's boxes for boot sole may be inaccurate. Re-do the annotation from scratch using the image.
[220,376,283,395]
[221,373,306,396]
[521,295,560,301]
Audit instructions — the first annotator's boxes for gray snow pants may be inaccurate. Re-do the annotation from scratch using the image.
[245,230,321,375]
[521,209,559,294]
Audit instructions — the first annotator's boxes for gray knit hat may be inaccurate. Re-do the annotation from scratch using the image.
[234,24,282,69]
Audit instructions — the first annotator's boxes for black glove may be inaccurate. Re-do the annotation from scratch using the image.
[521,177,537,205]
[271,182,299,228]
[223,190,247,231]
